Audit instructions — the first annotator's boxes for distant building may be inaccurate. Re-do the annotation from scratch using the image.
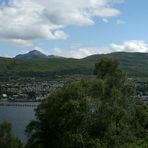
[2,94,7,98]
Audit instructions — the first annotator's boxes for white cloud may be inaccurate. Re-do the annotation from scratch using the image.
[0,39,33,46]
[51,40,148,59]
[0,0,123,45]
[53,31,69,40]
[110,40,148,52]
[52,46,110,59]
[69,47,109,58]
[94,7,120,17]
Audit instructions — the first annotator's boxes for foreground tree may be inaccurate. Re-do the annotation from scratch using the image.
[0,121,23,148]
[26,58,148,148]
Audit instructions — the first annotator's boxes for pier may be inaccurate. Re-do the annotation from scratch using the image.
[0,103,39,107]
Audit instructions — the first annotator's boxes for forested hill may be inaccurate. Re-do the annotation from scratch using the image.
[84,52,148,77]
[0,52,148,80]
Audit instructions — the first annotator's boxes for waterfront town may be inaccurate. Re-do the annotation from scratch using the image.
[0,81,64,102]
[0,80,148,104]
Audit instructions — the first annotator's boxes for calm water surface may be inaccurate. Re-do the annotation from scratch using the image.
[0,102,39,143]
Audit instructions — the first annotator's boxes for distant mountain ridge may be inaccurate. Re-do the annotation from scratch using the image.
[0,51,148,81]
[15,50,62,61]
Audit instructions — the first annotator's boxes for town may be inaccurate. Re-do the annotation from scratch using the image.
[0,79,148,104]
[0,81,65,102]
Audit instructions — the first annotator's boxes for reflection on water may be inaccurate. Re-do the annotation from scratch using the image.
[0,102,39,143]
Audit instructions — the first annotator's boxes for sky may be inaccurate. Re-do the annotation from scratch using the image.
[0,0,148,58]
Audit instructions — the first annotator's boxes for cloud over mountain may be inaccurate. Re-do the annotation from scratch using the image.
[52,40,148,58]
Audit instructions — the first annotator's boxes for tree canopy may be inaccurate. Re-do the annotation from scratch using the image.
[26,58,148,148]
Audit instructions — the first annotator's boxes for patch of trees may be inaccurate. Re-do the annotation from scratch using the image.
[25,58,148,148]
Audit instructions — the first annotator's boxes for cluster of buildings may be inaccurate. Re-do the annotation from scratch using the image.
[0,81,64,102]
[0,81,148,104]
[135,82,148,104]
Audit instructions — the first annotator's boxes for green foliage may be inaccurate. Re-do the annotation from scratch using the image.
[0,57,93,82]
[25,58,148,148]
[25,81,92,148]
[0,121,23,148]
[129,138,148,148]
[131,101,148,139]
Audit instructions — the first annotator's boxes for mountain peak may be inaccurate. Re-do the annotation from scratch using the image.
[15,50,47,61]
[15,50,64,61]
[28,50,44,54]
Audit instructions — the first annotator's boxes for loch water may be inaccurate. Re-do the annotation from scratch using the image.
[0,102,39,143]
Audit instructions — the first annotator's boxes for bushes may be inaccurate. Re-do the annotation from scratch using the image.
[0,122,23,148]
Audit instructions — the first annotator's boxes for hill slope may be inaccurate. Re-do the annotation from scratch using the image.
[84,52,148,77]
[1,52,148,81]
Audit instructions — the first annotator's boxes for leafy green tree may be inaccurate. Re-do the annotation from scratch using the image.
[0,121,23,148]
[131,101,148,147]
[92,58,136,147]
[26,80,94,148]
[26,58,148,148]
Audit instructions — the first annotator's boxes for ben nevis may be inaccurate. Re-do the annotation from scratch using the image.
[15,50,60,61]
[14,50,47,61]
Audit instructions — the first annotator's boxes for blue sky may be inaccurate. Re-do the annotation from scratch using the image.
[0,0,148,58]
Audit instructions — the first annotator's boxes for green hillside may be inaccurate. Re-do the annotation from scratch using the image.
[84,52,148,77]
[0,52,148,81]
[0,57,94,81]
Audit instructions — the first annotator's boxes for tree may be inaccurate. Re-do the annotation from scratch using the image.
[0,121,23,148]
[92,58,136,147]
[26,80,95,148]
[26,58,148,148]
